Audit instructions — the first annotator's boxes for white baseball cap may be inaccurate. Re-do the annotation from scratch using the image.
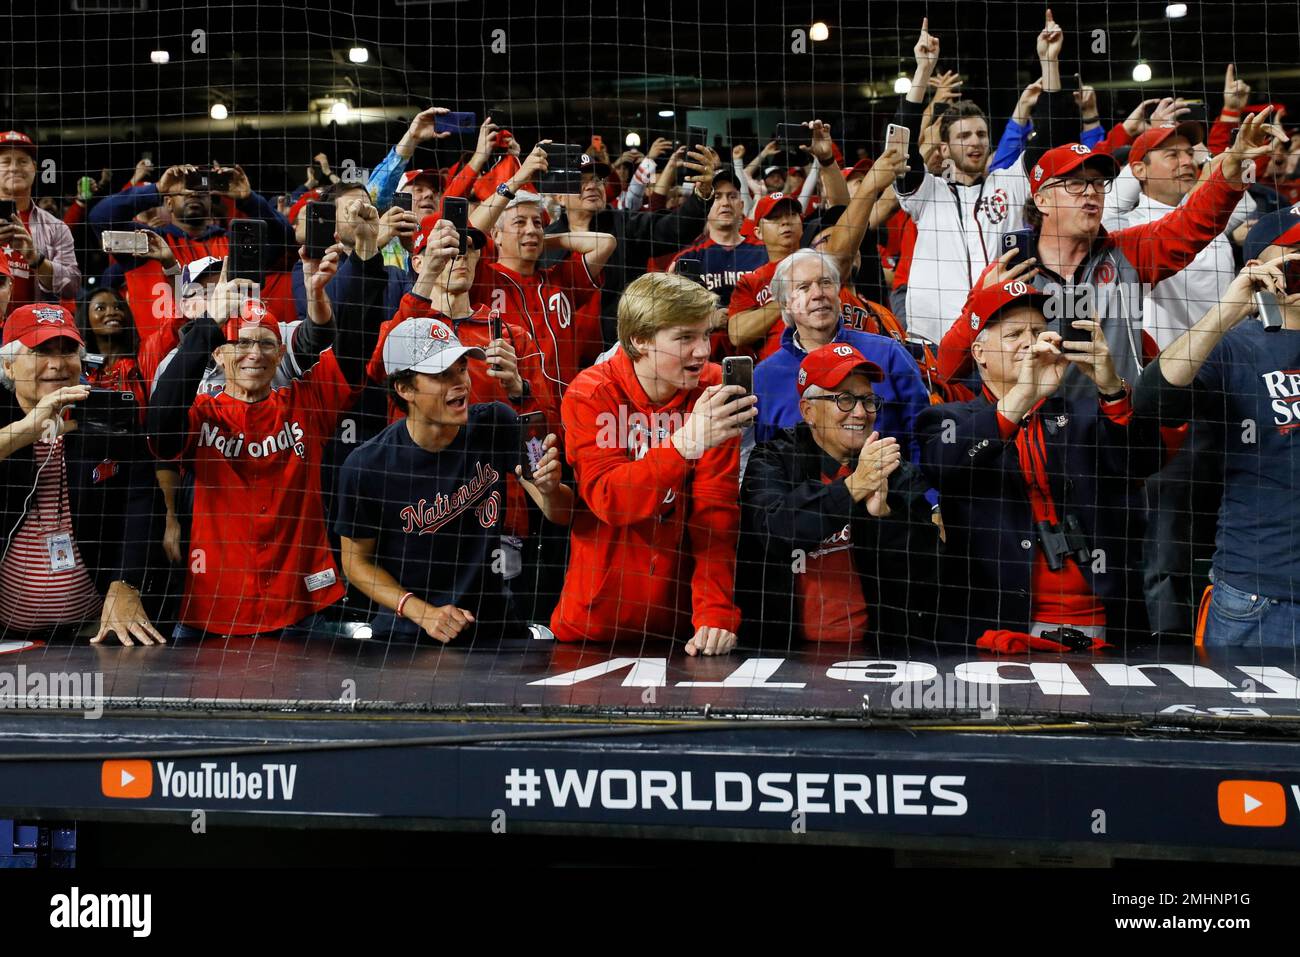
[382,316,485,376]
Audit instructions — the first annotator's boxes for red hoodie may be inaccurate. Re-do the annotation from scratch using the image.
[550,349,743,642]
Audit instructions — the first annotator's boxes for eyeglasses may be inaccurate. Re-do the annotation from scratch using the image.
[1044,176,1114,196]
[807,391,883,414]
[233,338,278,353]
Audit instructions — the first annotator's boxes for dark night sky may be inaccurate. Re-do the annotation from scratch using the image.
[2,0,1297,193]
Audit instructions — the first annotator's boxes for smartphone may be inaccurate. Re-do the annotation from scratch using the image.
[490,314,504,341]
[304,200,336,259]
[435,111,477,134]
[227,218,266,285]
[1256,289,1285,332]
[141,151,153,163]
[1072,73,1084,91]
[885,122,911,154]
[486,107,510,133]
[518,411,548,476]
[534,144,587,194]
[688,124,708,148]
[0,198,17,221]
[775,122,809,157]
[76,388,139,435]
[101,230,150,256]
[722,355,754,395]
[1001,227,1036,267]
[392,191,413,213]
[442,196,469,255]
[1179,99,1209,125]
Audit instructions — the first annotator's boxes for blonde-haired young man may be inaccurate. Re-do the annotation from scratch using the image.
[551,271,757,655]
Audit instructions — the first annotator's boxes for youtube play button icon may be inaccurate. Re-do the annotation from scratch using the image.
[101,760,153,799]
[1218,780,1286,827]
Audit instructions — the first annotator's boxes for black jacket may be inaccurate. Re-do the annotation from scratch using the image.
[0,388,160,599]
[739,423,940,646]
[916,391,1162,644]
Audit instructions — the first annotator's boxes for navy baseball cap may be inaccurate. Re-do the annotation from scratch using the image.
[1244,203,1300,263]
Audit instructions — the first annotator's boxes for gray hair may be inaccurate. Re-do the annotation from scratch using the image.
[770,249,841,327]
[0,340,87,392]
[800,383,831,401]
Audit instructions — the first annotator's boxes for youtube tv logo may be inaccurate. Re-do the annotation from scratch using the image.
[102,760,153,799]
[1218,780,1286,827]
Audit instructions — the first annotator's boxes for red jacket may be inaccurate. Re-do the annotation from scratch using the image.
[550,349,742,642]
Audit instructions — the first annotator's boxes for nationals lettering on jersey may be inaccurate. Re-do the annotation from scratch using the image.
[197,419,307,460]
[399,461,503,535]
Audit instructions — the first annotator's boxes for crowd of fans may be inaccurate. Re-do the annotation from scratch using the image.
[3,10,1300,654]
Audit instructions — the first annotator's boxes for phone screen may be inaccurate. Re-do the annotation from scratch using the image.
[518,412,548,475]
[392,192,413,213]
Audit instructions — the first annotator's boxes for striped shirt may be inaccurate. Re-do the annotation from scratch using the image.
[0,437,103,632]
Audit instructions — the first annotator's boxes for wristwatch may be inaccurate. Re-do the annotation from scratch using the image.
[1099,380,1129,402]
[496,183,516,201]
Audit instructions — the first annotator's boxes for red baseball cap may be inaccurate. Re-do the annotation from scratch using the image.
[3,304,84,348]
[845,158,874,181]
[288,188,320,225]
[1128,122,1205,165]
[0,131,37,158]
[399,168,445,192]
[796,343,885,397]
[411,213,487,256]
[223,299,281,344]
[1028,143,1120,196]
[752,193,804,223]
[936,278,1049,381]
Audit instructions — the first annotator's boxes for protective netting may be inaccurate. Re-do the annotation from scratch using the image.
[0,1,1297,723]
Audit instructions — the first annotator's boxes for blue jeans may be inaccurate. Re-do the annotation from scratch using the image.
[170,611,335,642]
[1204,578,1300,648]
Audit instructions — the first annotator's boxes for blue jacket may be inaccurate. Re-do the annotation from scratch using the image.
[753,322,931,465]
[916,392,1162,644]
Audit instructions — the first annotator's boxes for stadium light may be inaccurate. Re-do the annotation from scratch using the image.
[657,109,674,118]
[348,46,370,64]
[810,22,829,42]
[1165,3,1188,18]
[625,132,642,148]
[209,103,228,120]
[894,73,911,94]
[331,101,352,122]
[150,50,170,65]
[1132,61,1153,83]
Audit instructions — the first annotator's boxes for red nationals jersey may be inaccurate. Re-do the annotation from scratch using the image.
[480,252,603,391]
[179,350,353,635]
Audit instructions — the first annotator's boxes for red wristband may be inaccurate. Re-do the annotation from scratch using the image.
[396,592,415,617]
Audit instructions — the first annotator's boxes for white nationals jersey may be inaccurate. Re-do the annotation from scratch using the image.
[1113,188,1254,351]
[898,162,1031,344]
